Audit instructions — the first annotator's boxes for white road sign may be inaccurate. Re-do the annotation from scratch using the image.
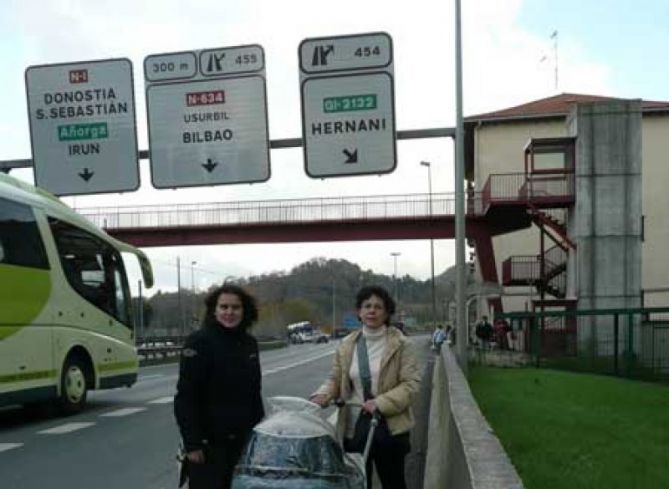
[299,32,393,74]
[302,73,396,177]
[145,45,270,188]
[299,32,396,178]
[25,59,139,196]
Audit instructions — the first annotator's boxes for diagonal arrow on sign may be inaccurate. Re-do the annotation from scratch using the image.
[342,149,358,164]
[78,168,94,181]
[202,158,219,173]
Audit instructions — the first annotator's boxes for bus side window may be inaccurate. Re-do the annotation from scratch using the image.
[0,197,49,269]
[48,217,131,328]
[113,266,130,325]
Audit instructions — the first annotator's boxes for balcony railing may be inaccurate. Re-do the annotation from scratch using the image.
[481,172,575,212]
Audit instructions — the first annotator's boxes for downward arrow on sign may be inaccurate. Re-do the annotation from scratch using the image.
[202,158,219,172]
[343,149,358,164]
[78,168,94,181]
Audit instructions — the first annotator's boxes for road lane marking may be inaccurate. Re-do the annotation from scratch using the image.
[138,374,164,381]
[38,422,95,434]
[148,396,174,404]
[263,349,334,376]
[100,407,147,417]
[0,443,23,452]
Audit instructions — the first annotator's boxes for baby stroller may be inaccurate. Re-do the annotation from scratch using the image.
[231,396,377,489]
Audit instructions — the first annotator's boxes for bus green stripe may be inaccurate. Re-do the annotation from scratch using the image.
[0,266,51,340]
[0,369,57,384]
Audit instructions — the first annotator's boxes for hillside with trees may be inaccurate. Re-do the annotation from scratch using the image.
[141,257,477,338]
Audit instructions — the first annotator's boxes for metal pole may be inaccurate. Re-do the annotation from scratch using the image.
[332,278,336,331]
[177,256,184,338]
[191,261,197,329]
[420,161,437,328]
[455,0,468,370]
[138,279,144,341]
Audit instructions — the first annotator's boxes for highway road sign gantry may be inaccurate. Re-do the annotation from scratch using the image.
[299,32,396,178]
[144,45,270,189]
[25,59,140,196]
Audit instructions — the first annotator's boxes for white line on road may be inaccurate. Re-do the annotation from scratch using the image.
[38,422,95,434]
[263,349,334,376]
[0,443,23,453]
[100,407,147,417]
[138,374,164,381]
[148,396,174,404]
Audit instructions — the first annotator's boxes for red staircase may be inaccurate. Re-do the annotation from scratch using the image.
[502,245,567,299]
[477,137,577,309]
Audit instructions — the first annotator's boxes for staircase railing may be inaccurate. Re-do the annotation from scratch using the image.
[502,244,568,298]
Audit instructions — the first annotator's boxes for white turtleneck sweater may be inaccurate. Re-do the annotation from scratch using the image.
[345,325,388,437]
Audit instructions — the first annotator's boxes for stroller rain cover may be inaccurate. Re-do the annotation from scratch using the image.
[232,396,365,489]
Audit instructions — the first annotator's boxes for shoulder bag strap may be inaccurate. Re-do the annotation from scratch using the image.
[356,333,373,401]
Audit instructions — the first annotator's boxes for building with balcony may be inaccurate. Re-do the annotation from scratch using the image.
[464,93,669,316]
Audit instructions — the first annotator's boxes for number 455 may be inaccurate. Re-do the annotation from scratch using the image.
[354,46,381,57]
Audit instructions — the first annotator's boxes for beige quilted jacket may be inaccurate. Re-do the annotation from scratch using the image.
[315,326,421,437]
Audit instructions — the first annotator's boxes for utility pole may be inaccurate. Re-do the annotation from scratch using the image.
[391,252,401,304]
[331,278,337,332]
[420,160,437,328]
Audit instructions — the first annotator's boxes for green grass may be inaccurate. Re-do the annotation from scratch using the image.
[468,366,669,489]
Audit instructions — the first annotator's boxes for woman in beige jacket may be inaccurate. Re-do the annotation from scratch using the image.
[311,285,421,489]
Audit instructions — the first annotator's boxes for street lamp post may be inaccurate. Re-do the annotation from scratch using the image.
[390,252,401,304]
[420,161,437,329]
[191,261,197,329]
[177,256,184,338]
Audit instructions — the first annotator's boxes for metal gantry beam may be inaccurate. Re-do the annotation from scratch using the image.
[0,127,456,173]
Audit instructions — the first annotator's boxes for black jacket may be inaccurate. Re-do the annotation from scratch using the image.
[174,324,265,451]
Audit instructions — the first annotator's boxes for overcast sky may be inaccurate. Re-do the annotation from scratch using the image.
[2,0,667,293]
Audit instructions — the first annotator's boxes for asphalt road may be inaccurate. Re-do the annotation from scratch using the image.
[0,336,431,489]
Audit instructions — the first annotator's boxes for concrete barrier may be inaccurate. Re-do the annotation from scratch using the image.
[423,346,523,489]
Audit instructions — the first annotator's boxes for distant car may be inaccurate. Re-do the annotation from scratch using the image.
[298,331,329,344]
[315,334,329,344]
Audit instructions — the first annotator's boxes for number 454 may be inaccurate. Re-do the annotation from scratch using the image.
[354,46,381,57]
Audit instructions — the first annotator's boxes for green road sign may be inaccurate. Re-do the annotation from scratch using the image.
[58,122,108,141]
[323,94,377,113]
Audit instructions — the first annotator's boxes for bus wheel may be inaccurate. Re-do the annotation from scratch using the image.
[59,357,88,415]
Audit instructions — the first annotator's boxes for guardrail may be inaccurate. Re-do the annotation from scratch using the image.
[136,336,182,363]
[136,336,288,364]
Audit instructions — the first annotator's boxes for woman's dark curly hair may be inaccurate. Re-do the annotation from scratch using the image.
[202,283,258,332]
[355,285,395,323]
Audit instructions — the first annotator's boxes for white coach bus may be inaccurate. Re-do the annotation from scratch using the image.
[0,173,153,413]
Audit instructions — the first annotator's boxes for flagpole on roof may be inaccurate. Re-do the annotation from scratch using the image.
[551,30,559,91]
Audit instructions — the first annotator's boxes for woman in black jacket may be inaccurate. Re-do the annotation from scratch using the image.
[174,283,265,489]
